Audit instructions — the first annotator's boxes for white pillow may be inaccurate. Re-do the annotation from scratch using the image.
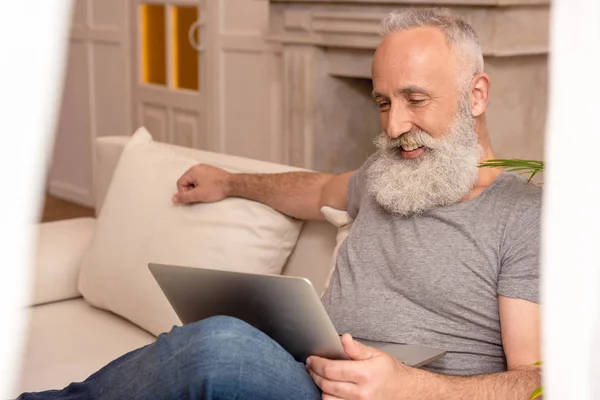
[319,206,353,296]
[78,128,303,336]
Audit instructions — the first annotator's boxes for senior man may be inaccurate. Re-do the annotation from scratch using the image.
[20,7,541,400]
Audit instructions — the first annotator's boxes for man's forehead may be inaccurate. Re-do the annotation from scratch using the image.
[371,27,457,88]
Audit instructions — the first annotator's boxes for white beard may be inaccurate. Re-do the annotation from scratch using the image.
[366,104,482,217]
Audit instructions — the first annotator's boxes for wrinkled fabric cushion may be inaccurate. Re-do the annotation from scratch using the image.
[78,128,303,336]
[31,218,96,306]
[319,206,353,296]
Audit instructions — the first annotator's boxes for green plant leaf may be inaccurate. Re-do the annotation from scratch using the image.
[530,387,543,399]
[478,159,544,183]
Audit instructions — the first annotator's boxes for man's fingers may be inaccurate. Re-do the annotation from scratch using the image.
[176,178,194,192]
[342,334,376,361]
[307,368,356,399]
[172,188,200,204]
[321,395,345,400]
[307,356,366,383]
[176,167,196,191]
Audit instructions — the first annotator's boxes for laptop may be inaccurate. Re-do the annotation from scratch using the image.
[149,263,446,367]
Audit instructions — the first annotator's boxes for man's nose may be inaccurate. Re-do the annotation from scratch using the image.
[386,105,413,139]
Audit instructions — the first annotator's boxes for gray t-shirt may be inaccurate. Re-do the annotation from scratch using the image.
[321,160,542,376]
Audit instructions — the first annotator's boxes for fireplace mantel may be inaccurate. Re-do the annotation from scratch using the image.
[267,0,549,172]
[268,2,549,59]
[271,0,548,4]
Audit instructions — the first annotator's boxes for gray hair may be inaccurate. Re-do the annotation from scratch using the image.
[381,8,484,83]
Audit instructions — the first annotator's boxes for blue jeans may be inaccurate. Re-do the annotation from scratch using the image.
[18,316,322,399]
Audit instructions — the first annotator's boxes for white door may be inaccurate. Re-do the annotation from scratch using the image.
[131,0,210,149]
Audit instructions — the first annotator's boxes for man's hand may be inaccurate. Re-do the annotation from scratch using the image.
[306,334,416,400]
[172,164,231,205]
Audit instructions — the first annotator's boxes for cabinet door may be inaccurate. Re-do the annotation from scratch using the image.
[131,0,209,149]
[49,0,131,207]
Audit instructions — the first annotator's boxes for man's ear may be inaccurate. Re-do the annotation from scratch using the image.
[469,73,491,117]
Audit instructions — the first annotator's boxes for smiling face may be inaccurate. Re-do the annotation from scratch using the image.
[366,27,486,216]
[371,27,466,158]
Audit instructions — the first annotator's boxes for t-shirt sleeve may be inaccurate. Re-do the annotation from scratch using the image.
[497,196,542,304]
[347,154,376,219]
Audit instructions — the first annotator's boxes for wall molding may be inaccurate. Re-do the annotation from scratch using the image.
[222,34,282,53]
[282,46,317,167]
[50,0,131,206]
[271,0,549,5]
[268,4,550,57]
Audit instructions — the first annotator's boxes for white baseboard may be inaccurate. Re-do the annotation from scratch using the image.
[48,180,95,208]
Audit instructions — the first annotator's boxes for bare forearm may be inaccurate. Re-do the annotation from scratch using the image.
[411,368,541,400]
[227,172,334,220]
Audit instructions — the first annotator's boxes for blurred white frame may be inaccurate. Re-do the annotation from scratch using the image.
[0,1,73,397]
[542,0,600,398]
[2,0,600,398]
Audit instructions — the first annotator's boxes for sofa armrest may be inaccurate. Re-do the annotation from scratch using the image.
[30,217,96,306]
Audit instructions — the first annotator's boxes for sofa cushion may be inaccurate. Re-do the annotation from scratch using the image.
[78,127,303,336]
[17,299,155,395]
[31,218,96,306]
[319,207,353,296]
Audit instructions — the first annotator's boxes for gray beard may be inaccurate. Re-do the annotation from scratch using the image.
[366,106,482,217]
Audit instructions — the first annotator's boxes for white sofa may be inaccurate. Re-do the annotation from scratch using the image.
[16,136,338,396]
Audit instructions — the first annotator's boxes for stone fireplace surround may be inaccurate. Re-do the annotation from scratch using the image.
[267,0,549,173]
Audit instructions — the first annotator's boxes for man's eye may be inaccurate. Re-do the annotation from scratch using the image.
[378,102,390,110]
[409,99,426,105]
